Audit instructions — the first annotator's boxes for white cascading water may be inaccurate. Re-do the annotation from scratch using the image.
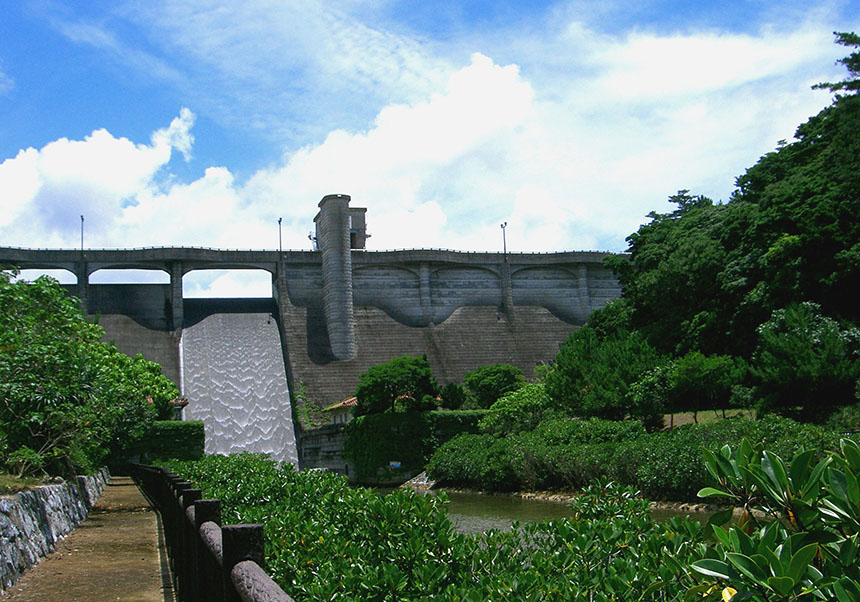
[180,313,298,465]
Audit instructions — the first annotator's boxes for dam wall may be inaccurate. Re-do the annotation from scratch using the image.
[1,195,623,413]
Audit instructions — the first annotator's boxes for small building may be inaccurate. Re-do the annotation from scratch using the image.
[323,396,357,425]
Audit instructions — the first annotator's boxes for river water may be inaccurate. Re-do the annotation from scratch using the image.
[424,491,712,534]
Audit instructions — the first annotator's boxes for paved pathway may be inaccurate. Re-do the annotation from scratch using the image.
[3,476,174,601]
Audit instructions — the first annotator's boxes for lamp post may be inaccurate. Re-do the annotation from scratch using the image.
[278,217,283,253]
[80,215,84,252]
[500,221,507,262]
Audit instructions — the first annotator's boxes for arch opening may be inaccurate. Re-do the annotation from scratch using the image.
[89,269,170,284]
[11,269,77,284]
[183,269,273,298]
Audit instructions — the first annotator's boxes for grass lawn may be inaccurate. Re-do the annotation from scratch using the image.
[664,408,755,429]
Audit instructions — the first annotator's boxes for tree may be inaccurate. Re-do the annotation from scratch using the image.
[438,382,466,410]
[0,270,177,476]
[751,302,860,421]
[545,325,665,420]
[462,364,526,409]
[608,34,860,360]
[353,355,438,416]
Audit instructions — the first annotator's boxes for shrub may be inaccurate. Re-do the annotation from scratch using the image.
[344,410,485,483]
[438,382,466,410]
[0,271,175,476]
[478,383,553,436]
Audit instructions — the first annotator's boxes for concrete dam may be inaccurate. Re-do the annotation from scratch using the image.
[0,194,622,464]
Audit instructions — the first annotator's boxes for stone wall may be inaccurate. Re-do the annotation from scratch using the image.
[0,468,110,591]
[298,425,352,478]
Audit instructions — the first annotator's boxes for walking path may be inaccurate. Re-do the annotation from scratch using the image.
[2,476,174,601]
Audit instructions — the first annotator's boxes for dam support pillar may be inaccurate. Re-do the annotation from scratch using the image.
[169,261,184,331]
[74,261,89,314]
[500,262,514,320]
[314,194,356,361]
[419,262,433,326]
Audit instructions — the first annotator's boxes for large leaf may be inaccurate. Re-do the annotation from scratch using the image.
[787,543,818,584]
[726,553,767,585]
[691,559,733,580]
[699,487,736,499]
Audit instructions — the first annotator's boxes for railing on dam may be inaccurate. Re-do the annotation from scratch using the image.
[131,463,293,602]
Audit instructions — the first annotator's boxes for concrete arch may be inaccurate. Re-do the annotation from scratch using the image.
[430,265,502,324]
[13,268,77,284]
[511,265,590,324]
[353,264,424,326]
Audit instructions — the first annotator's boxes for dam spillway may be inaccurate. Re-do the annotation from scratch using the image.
[180,313,298,465]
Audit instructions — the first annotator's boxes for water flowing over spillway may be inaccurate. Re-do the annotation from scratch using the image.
[180,313,298,465]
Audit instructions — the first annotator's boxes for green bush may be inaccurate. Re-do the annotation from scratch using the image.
[438,382,466,410]
[462,363,525,409]
[752,302,860,420]
[545,325,665,420]
[429,414,849,500]
[123,421,204,464]
[162,453,711,601]
[478,383,553,436]
[0,271,176,476]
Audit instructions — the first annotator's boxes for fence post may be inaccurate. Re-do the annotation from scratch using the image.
[171,479,193,598]
[194,500,222,602]
[180,488,202,601]
[222,524,265,602]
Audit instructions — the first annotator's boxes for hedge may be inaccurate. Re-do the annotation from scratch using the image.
[118,420,205,466]
[426,415,853,500]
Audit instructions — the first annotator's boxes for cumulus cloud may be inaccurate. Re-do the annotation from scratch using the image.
[0,108,196,246]
[2,13,853,295]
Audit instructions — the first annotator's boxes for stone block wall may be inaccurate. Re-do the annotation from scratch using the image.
[298,425,352,478]
[0,468,110,591]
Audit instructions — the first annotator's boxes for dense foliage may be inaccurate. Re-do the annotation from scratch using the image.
[544,324,665,422]
[0,271,179,475]
[478,382,554,436]
[166,440,860,601]
[163,453,707,601]
[751,302,860,419]
[691,438,860,601]
[354,355,438,416]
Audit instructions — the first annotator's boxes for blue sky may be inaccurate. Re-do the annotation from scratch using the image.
[1,1,858,295]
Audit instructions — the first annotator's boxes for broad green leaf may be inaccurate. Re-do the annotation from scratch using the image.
[789,449,815,489]
[787,543,818,584]
[726,553,767,584]
[841,439,860,472]
[699,487,736,499]
[767,575,795,597]
[762,451,789,497]
[829,467,850,503]
[691,559,733,580]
